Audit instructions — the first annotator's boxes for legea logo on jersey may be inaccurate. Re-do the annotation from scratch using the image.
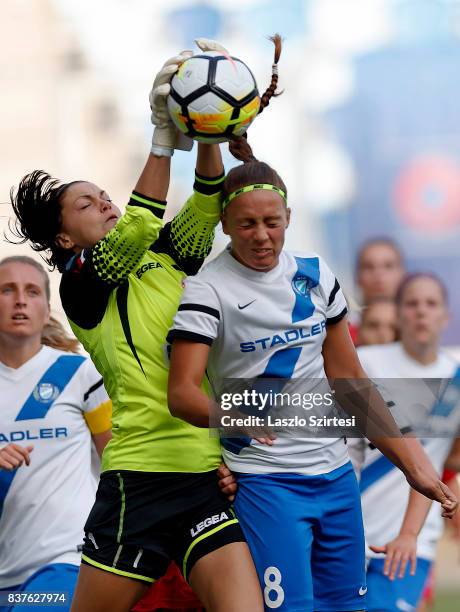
[33,383,60,403]
[292,274,315,297]
[136,261,164,279]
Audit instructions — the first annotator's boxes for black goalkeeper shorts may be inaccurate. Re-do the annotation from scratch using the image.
[80,470,245,583]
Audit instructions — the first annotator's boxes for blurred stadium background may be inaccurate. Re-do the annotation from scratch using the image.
[1,0,459,607]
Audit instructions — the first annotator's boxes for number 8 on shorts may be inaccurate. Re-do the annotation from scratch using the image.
[264,566,285,609]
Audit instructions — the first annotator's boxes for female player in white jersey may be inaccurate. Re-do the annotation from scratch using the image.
[166,128,458,610]
[0,256,111,612]
[352,273,460,612]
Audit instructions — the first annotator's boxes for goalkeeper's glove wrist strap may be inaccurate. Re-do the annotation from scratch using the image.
[150,145,174,157]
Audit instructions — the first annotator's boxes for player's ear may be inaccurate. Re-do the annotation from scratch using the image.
[55,233,75,250]
[285,207,291,228]
[221,212,230,236]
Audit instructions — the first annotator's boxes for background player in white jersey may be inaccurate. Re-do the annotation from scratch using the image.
[351,273,460,612]
[166,133,457,611]
[0,256,111,612]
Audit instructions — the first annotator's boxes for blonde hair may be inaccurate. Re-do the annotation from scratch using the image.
[41,316,81,353]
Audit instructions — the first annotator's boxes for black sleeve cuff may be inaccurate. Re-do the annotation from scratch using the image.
[326,307,348,326]
[129,191,167,219]
[193,171,225,196]
[166,329,214,346]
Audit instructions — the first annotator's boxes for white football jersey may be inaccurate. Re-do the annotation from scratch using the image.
[0,346,109,587]
[169,247,350,475]
[351,342,459,561]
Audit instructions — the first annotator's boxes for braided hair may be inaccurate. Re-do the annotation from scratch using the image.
[224,34,286,202]
[258,33,282,115]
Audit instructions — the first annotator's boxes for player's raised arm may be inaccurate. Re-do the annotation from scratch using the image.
[150,39,231,275]
[85,50,198,286]
[10,50,194,294]
[161,142,225,275]
[143,145,225,279]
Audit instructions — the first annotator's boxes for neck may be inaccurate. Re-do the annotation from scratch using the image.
[402,338,438,366]
[0,335,43,369]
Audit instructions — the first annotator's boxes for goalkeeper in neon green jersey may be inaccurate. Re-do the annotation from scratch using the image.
[9,44,263,612]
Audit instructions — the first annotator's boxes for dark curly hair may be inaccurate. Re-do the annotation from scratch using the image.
[8,170,81,270]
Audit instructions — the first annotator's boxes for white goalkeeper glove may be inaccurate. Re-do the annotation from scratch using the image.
[150,51,194,157]
[195,38,230,55]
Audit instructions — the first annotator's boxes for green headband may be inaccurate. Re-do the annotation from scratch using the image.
[222,183,287,210]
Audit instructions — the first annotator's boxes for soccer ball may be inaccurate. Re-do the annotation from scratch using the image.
[167,51,260,143]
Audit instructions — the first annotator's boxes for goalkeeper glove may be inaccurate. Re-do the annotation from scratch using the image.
[150,51,194,157]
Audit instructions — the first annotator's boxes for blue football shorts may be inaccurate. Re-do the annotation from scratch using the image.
[366,556,431,611]
[234,461,367,612]
[0,563,78,612]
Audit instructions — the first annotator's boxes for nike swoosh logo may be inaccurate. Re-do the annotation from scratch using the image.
[359,587,368,596]
[238,299,257,310]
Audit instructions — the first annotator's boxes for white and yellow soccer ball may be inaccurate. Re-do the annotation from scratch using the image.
[167,51,260,143]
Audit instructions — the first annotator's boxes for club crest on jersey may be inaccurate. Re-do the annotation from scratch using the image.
[292,274,315,298]
[33,383,60,403]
